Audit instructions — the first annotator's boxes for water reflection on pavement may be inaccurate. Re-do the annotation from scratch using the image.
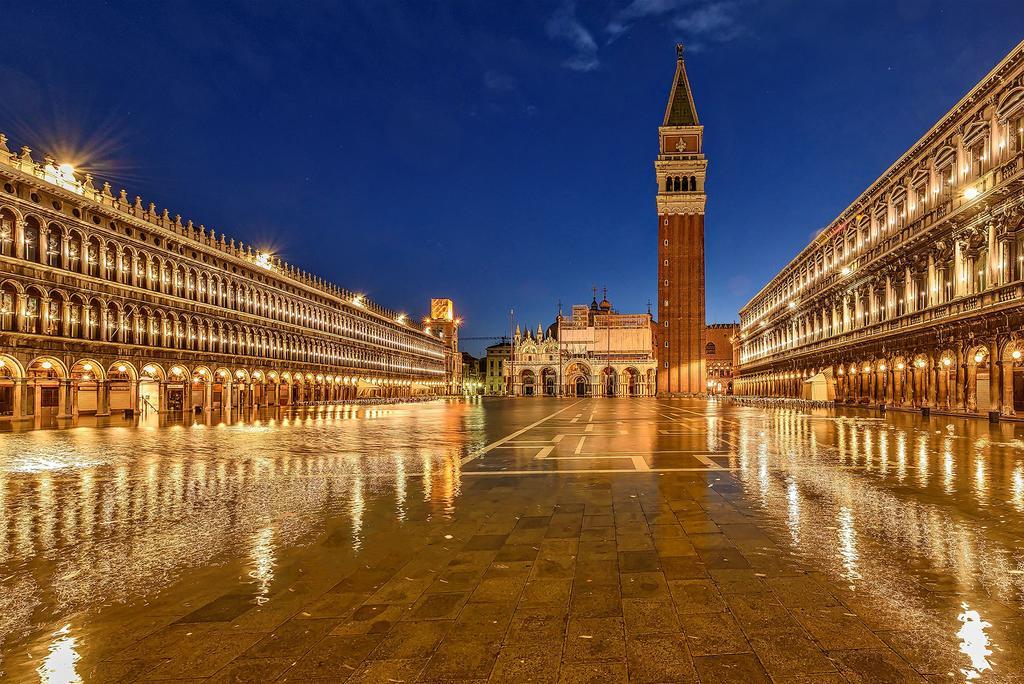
[0,398,1021,682]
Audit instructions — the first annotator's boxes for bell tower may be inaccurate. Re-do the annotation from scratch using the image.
[656,43,706,395]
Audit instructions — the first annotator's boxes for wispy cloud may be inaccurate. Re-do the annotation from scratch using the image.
[606,0,745,49]
[672,1,744,50]
[545,1,600,72]
[547,1,744,72]
[607,0,686,40]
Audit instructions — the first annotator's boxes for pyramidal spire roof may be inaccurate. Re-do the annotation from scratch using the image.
[662,43,699,127]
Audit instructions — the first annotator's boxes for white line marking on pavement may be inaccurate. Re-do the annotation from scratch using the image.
[461,402,582,465]
[631,455,650,471]
[575,436,586,454]
[585,424,594,433]
[570,417,579,424]
[693,453,716,466]
[552,434,565,443]
[535,445,555,459]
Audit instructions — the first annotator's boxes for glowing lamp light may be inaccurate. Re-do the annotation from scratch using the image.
[942,358,952,367]
[963,187,980,200]
[1013,350,1022,361]
[841,266,851,276]
[879,363,887,372]
[82,363,92,371]
[896,362,905,371]
[974,353,985,363]
[41,360,52,370]
[915,359,926,369]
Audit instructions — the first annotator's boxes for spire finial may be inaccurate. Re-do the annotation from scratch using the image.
[676,43,684,60]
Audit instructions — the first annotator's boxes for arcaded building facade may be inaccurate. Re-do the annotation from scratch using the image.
[656,44,707,395]
[0,136,450,421]
[509,294,657,397]
[735,40,1024,418]
[705,323,737,394]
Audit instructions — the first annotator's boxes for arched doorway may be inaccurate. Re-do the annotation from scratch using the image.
[542,368,557,396]
[521,370,535,397]
[0,354,24,417]
[967,346,991,413]
[70,359,104,415]
[27,356,67,417]
[602,368,616,397]
[574,376,587,397]
[625,368,640,396]
[139,363,165,413]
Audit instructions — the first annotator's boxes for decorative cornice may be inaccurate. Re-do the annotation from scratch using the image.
[657,195,706,215]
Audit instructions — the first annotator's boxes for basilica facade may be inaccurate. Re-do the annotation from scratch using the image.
[508,292,657,397]
[0,135,453,422]
[735,40,1024,419]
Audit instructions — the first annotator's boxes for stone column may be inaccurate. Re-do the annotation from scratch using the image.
[1002,360,1015,416]
[904,266,915,313]
[987,224,998,290]
[954,241,965,298]
[990,337,1003,415]
[204,381,213,411]
[12,378,27,420]
[96,380,110,417]
[57,379,73,419]
[927,253,937,307]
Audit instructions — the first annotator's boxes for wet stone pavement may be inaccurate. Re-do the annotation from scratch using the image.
[1,398,1024,682]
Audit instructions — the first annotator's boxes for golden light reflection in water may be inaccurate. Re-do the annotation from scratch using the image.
[916,435,930,488]
[943,437,956,495]
[957,603,993,680]
[350,475,365,551]
[1012,466,1024,512]
[35,624,81,684]
[836,506,860,583]
[786,478,800,546]
[896,430,907,481]
[975,457,989,504]
[394,455,407,522]
[248,526,276,605]
[0,402,475,666]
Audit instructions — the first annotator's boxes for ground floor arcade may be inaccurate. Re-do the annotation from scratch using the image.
[736,332,1024,418]
[510,362,657,398]
[0,349,445,422]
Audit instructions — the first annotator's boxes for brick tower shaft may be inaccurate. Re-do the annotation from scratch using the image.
[656,44,706,395]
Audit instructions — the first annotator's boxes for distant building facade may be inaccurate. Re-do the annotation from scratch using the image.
[509,292,657,397]
[735,40,1024,418]
[704,323,737,394]
[460,351,482,394]
[484,342,510,395]
[424,298,462,396]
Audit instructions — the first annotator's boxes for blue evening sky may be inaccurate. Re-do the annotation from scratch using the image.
[2,1,1022,355]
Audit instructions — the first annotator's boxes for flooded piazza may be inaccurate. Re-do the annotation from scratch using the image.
[0,398,1023,682]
